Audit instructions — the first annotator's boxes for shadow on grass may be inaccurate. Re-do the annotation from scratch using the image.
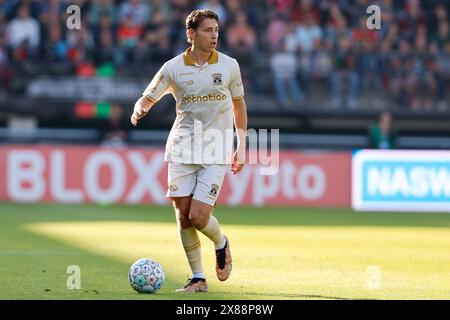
[0,220,183,300]
[1,220,344,300]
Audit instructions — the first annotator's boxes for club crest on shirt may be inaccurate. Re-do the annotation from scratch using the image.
[209,184,219,197]
[212,73,223,85]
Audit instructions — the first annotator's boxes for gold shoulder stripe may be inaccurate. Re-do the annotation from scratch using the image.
[144,95,157,103]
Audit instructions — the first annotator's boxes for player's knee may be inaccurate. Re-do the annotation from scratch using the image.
[177,212,191,229]
[189,210,207,230]
[172,199,192,229]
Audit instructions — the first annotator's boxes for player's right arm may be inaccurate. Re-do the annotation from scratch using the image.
[130,96,155,126]
[130,62,172,126]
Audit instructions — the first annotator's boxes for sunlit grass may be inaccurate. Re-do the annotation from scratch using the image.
[1,203,450,299]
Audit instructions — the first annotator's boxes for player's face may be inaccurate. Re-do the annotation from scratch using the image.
[192,18,219,52]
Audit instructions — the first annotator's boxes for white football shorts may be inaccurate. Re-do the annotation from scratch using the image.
[166,162,227,206]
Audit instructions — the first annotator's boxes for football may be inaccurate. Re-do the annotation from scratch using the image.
[128,258,165,293]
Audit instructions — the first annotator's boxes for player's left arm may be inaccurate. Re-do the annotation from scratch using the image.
[229,59,247,175]
[231,97,247,175]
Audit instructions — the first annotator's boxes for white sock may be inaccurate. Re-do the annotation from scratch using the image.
[217,237,227,250]
[192,272,205,280]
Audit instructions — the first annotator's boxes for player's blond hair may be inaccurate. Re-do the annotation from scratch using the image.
[185,9,219,44]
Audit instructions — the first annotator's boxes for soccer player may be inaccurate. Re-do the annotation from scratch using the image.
[130,9,247,293]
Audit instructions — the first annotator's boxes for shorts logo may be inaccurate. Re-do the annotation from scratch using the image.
[187,80,194,85]
[209,184,219,197]
[169,185,179,192]
[212,73,223,85]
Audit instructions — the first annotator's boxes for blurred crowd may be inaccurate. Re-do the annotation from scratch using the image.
[0,0,448,111]
[267,0,449,111]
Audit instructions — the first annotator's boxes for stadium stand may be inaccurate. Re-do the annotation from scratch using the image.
[0,0,448,149]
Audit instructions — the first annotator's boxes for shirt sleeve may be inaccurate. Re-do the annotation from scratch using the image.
[142,63,173,103]
[229,59,245,100]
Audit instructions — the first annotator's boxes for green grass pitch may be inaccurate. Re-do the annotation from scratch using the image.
[0,202,449,300]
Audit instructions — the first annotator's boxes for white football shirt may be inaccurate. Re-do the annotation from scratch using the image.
[142,48,245,164]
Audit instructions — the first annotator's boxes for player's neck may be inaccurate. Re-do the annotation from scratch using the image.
[189,45,213,66]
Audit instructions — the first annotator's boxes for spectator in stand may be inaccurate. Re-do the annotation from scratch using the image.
[226,10,258,55]
[150,0,172,22]
[271,40,304,108]
[95,27,122,66]
[299,38,332,81]
[291,0,320,25]
[381,17,399,50]
[422,52,439,111]
[266,11,287,51]
[399,39,423,110]
[266,0,296,16]
[224,0,241,20]
[37,0,65,28]
[39,1,65,27]
[6,0,43,20]
[7,5,40,57]
[414,24,437,111]
[357,40,382,104]
[226,10,258,90]
[89,0,117,27]
[398,0,427,43]
[294,13,322,53]
[0,0,10,18]
[323,2,350,46]
[346,0,371,26]
[197,0,227,26]
[118,0,150,28]
[434,42,449,111]
[169,0,193,54]
[378,1,396,40]
[0,12,8,40]
[66,21,95,63]
[240,0,261,31]
[430,3,447,34]
[330,36,359,109]
[431,19,448,50]
[117,13,142,63]
[284,22,299,52]
[388,41,413,109]
[92,13,116,46]
[171,0,192,19]
[0,32,11,90]
[139,10,172,62]
[352,16,378,48]
[44,23,68,62]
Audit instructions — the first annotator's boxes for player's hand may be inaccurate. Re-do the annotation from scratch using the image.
[231,147,245,175]
[130,107,148,126]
